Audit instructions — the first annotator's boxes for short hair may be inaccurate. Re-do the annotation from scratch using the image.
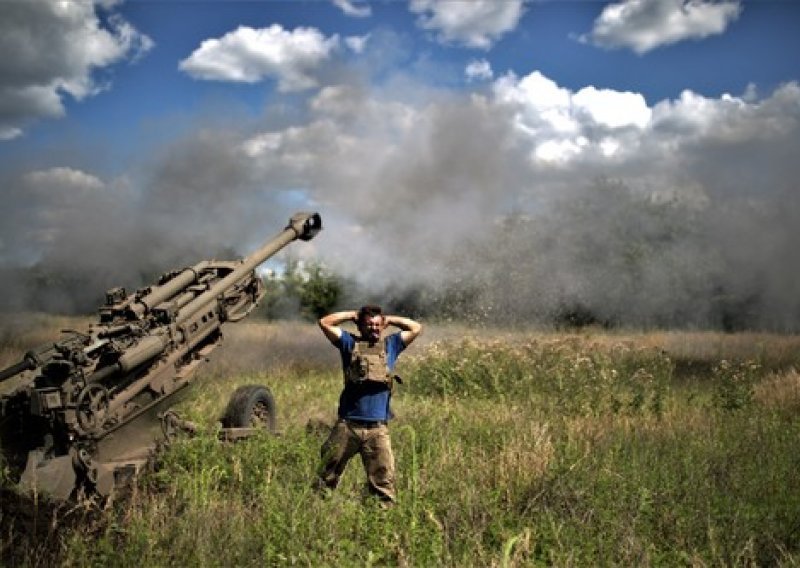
[357,304,383,324]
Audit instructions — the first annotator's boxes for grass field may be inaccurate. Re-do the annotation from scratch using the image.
[2,317,800,566]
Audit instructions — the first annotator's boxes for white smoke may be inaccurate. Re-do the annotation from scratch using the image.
[2,25,799,329]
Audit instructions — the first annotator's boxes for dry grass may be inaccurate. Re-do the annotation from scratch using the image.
[754,369,800,410]
[0,313,92,367]
[0,313,93,395]
[5,315,798,374]
[200,320,339,376]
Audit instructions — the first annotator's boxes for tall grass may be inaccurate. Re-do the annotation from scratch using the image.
[3,320,800,565]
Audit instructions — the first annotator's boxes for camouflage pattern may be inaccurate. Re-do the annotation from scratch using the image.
[317,419,396,502]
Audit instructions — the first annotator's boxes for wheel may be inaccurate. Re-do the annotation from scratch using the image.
[221,385,277,432]
[76,384,110,433]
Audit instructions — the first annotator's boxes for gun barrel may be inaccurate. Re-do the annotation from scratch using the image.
[0,355,36,383]
[129,261,211,318]
[176,212,321,326]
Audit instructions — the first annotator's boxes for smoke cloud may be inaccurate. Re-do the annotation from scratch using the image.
[1,29,799,330]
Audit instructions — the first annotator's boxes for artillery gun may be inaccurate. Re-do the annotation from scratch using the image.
[0,212,321,500]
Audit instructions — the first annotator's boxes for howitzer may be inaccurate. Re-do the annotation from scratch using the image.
[0,212,321,499]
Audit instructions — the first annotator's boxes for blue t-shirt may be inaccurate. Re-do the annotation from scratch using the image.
[337,330,406,422]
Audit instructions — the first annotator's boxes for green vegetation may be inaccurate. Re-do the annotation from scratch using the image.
[3,325,800,566]
[260,258,342,321]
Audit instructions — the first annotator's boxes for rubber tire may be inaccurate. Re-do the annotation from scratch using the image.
[221,384,277,432]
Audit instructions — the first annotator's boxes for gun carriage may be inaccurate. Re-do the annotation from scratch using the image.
[0,212,321,499]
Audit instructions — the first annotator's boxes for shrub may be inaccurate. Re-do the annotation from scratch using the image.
[712,359,760,411]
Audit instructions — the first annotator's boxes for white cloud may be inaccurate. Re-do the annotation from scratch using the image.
[490,68,800,206]
[534,137,588,165]
[345,34,370,54]
[650,85,800,148]
[23,167,105,194]
[332,0,372,18]
[491,70,706,164]
[493,71,578,136]
[572,86,651,129]
[0,127,22,141]
[179,25,339,92]
[493,71,652,162]
[599,137,621,157]
[410,0,525,49]
[465,59,493,82]
[0,1,153,138]
[583,0,742,54]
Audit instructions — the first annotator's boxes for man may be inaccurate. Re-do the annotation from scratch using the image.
[316,305,422,504]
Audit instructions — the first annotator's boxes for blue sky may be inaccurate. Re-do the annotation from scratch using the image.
[5,0,799,162]
[2,0,800,327]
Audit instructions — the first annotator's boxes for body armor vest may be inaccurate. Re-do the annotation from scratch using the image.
[345,336,392,387]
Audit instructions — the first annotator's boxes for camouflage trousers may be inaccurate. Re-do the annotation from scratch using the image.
[317,419,396,502]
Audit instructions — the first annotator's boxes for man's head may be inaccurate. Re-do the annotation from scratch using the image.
[357,304,384,342]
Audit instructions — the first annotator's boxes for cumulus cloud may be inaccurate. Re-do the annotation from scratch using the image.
[332,0,372,18]
[465,59,493,82]
[410,0,525,49]
[493,71,653,163]
[345,34,370,54]
[179,24,340,92]
[572,87,652,129]
[0,0,152,138]
[583,0,743,54]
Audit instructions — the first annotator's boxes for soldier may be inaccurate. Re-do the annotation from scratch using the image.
[316,305,422,505]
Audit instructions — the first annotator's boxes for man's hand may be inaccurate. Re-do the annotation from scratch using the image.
[318,310,357,345]
[384,315,423,347]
